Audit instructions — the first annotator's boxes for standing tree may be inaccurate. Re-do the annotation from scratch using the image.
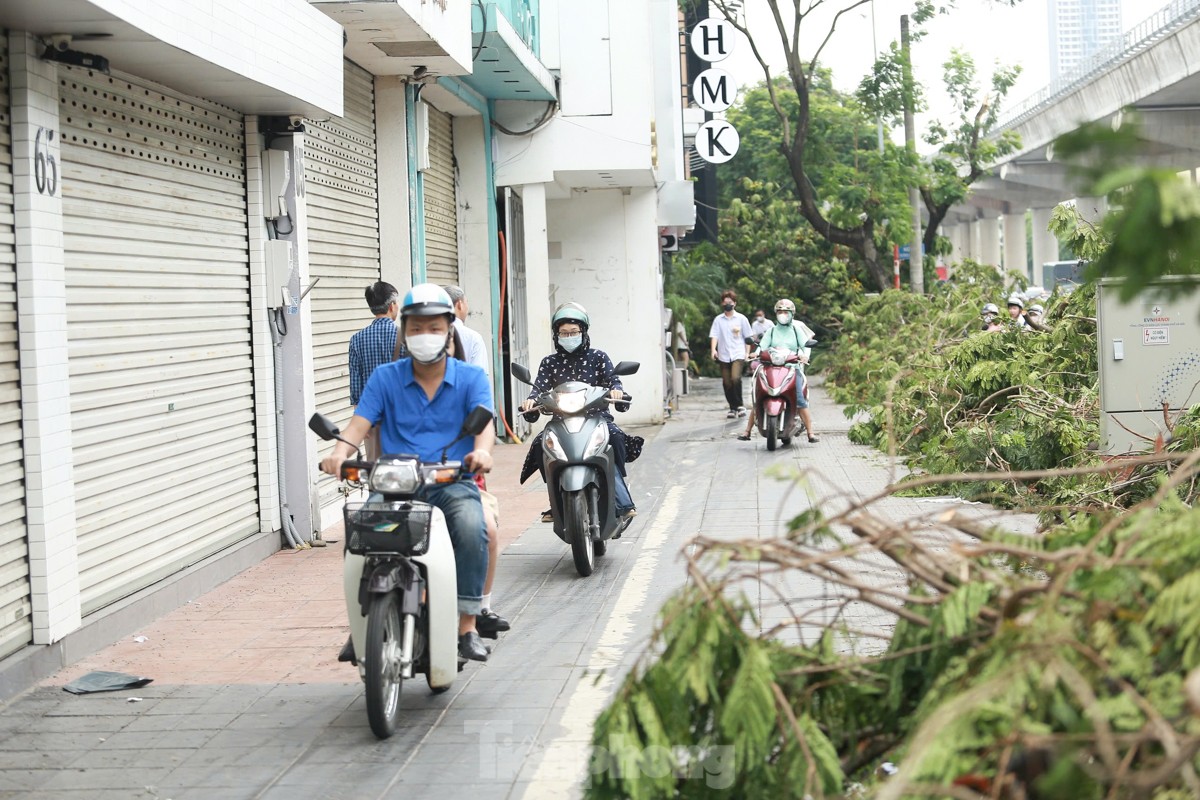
[694,0,1021,292]
[859,47,1022,259]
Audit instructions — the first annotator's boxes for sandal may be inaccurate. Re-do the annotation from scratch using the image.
[736,434,751,441]
[807,434,820,443]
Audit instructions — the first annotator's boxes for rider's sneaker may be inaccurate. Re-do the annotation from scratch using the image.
[540,509,553,523]
[726,410,737,419]
[737,407,747,418]
[337,635,357,665]
[476,609,510,639]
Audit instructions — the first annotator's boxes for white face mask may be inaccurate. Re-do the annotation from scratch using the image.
[407,332,448,363]
[776,313,792,325]
[559,334,583,353]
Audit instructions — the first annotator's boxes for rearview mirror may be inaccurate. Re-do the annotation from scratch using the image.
[804,339,818,348]
[510,363,532,384]
[613,361,640,376]
[461,405,493,438]
[308,413,340,441]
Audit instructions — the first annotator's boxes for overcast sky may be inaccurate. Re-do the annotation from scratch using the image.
[716,0,1159,137]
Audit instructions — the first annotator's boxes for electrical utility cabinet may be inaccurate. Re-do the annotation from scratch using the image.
[1097,277,1200,455]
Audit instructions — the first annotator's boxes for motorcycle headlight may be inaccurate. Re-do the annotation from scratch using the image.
[369,460,421,494]
[555,390,587,414]
[543,430,566,461]
[583,424,609,458]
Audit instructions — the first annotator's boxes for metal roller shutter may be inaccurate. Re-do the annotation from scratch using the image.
[0,38,32,658]
[423,106,459,286]
[306,62,380,513]
[59,67,259,615]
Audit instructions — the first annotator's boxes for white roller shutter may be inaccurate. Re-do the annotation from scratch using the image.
[423,106,459,286]
[0,38,32,658]
[59,67,259,615]
[306,62,380,512]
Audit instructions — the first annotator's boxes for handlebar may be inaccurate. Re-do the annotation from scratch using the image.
[520,392,634,419]
[339,458,373,483]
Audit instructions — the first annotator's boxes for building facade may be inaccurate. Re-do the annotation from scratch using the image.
[0,0,693,696]
[1048,0,1123,77]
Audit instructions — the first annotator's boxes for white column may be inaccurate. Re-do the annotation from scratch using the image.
[1031,206,1059,284]
[376,76,412,291]
[977,216,1001,268]
[245,118,281,536]
[268,132,318,537]
[943,224,961,263]
[1075,196,1108,224]
[624,188,663,425]
[11,33,82,643]
[1002,212,1027,279]
[521,182,552,364]
[962,220,977,262]
[453,115,493,353]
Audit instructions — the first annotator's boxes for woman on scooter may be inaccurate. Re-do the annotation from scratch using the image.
[519,303,643,522]
[737,299,819,443]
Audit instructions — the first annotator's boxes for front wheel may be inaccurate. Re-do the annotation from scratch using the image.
[565,490,595,577]
[766,415,778,452]
[364,593,405,739]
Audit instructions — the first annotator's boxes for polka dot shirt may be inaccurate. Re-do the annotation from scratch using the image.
[530,346,623,420]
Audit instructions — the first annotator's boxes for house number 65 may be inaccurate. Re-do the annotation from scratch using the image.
[34,127,58,197]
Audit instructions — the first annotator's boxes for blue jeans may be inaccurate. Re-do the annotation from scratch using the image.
[614,470,633,514]
[417,480,488,616]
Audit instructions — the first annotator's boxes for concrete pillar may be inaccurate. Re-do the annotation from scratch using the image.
[944,224,963,264]
[453,115,494,367]
[1075,196,1108,224]
[376,76,412,291]
[520,183,551,438]
[11,32,83,642]
[1002,212,1027,279]
[975,217,1001,268]
[1030,206,1059,284]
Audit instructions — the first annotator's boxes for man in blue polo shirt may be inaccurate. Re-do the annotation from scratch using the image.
[320,284,494,662]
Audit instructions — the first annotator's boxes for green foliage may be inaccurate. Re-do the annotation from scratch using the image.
[1054,116,1200,303]
[824,268,1111,509]
[588,488,1200,799]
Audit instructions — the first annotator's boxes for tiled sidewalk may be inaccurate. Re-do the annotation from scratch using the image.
[46,440,548,687]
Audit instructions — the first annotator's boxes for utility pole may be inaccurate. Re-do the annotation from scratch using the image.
[872,0,883,154]
[901,15,924,295]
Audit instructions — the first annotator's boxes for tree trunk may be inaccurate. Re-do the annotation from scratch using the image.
[923,198,948,261]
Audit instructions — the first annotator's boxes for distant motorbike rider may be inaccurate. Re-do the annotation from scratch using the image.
[980,302,1002,332]
[741,299,819,443]
[519,302,643,521]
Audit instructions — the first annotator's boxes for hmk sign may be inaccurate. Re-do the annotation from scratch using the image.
[690,19,740,164]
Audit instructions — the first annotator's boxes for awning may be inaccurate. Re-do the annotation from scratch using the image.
[460,3,555,102]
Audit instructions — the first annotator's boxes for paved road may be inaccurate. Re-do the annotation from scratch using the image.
[0,373,1037,799]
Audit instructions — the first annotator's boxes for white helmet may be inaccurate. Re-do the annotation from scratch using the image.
[1029,304,1044,316]
[1006,294,1025,310]
[981,303,1000,316]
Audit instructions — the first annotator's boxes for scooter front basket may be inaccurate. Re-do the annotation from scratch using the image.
[344,501,432,556]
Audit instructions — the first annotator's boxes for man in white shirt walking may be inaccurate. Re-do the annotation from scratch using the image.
[442,285,508,639]
[443,285,491,375]
[709,289,753,419]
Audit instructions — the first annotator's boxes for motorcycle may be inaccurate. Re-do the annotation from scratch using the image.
[750,340,817,452]
[308,405,492,739]
[510,361,638,577]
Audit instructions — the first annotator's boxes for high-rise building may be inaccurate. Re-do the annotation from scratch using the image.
[1048,0,1123,77]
